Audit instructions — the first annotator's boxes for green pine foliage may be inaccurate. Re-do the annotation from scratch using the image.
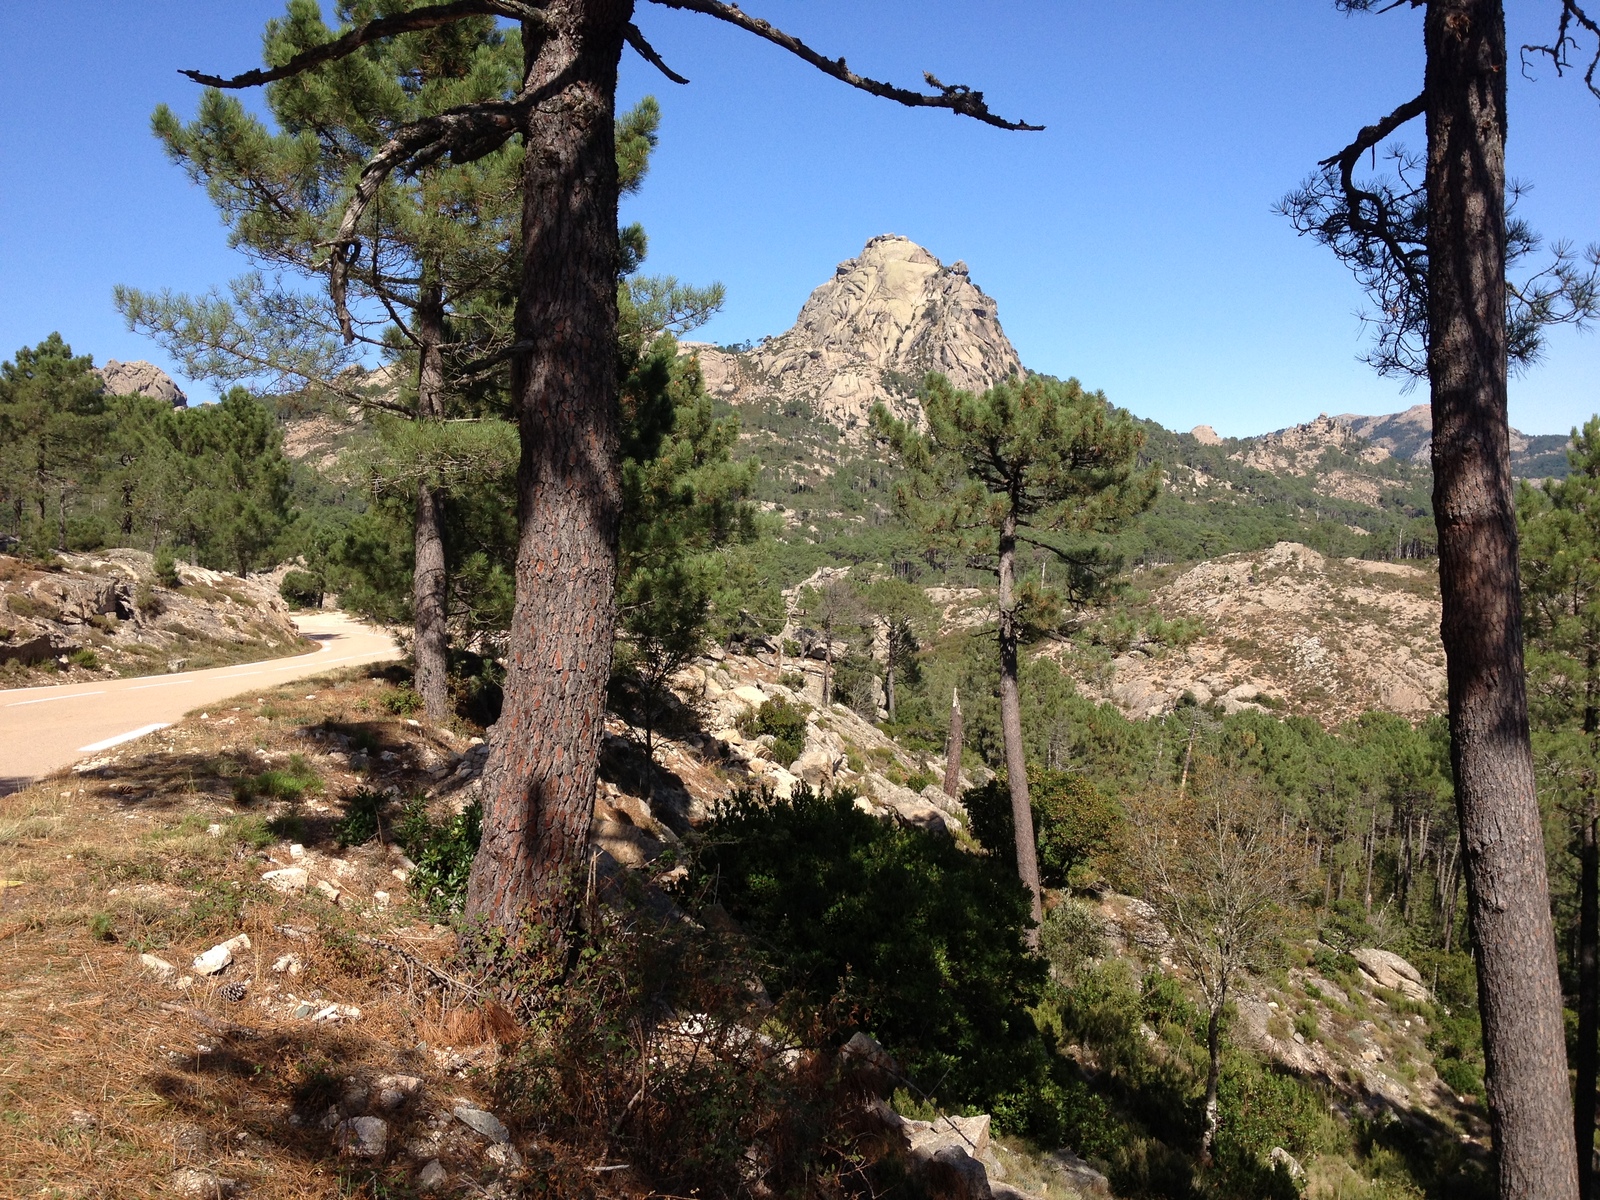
[0,336,294,572]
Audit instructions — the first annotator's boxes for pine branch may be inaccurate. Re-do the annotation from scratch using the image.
[181,1,543,89]
[646,0,1043,131]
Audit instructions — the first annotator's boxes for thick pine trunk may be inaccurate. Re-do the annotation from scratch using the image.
[1426,4,1579,1196]
[464,0,630,934]
[1580,786,1598,1200]
[413,279,451,724]
[943,688,964,799]
[998,510,1043,943]
[1580,669,1600,1200]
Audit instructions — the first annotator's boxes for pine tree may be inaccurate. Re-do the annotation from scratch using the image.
[0,335,108,552]
[874,372,1156,940]
[1520,419,1600,1193]
[178,0,1037,940]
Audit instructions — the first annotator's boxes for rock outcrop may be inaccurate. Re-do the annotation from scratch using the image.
[93,360,187,407]
[686,234,1022,439]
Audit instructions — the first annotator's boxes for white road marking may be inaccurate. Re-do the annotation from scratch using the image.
[77,723,170,753]
[6,690,106,708]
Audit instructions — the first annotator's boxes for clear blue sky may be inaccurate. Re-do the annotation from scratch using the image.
[2,1,1596,437]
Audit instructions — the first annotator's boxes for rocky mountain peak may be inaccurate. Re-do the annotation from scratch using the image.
[687,234,1022,438]
[93,359,187,407]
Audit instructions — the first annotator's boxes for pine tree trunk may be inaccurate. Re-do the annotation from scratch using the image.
[943,688,964,799]
[1579,785,1599,1200]
[464,0,630,935]
[1580,658,1600,1200]
[885,654,896,724]
[413,278,451,724]
[998,509,1043,943]
[1426,3,1578,1195]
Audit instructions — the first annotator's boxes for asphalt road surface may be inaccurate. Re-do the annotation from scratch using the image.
[0,612,399,795]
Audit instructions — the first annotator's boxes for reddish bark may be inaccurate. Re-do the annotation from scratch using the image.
[464,0,631,932]
[1426,3,1578,1195]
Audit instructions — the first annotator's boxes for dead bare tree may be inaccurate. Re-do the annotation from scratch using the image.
[1127,773,1304,1163]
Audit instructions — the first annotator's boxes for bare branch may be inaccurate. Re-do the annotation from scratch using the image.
[646,0,1042,131]
[625,22,689,84]
[1522,0,1600,101]
[180,1,542,90]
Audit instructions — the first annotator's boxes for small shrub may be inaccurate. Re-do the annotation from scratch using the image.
[1437,1056,1483,1099]
[1294,1010,1319,1043]
[5,593,49,620]
[741,697,807,766]
[780,671,807,691]
[87,912,116,942]
[380,686,423,716]
[153,547,181,588]
[68,647,99,669]
[133,582,165,617]
[279,569,324,609]
[335,788,387,848]
[396,795,482,916]
[905,771,932,793]
[1041,898,1107,984]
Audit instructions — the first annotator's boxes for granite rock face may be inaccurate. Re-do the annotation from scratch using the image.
[94,359,187,407]
[687,235,1022,440]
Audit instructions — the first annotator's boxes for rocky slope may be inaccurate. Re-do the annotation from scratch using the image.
[687,234,1022,439]
[1071,541,1445,726]
[0,550,307,685]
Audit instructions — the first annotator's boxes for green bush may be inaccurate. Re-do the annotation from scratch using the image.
[68,647,99,669]
[964,768,1124,886]
[694,787,1069,1137]
[395,795,482,916]
[1040,898,1107,984]
[741,696,808,765]
[88,912,116,941]
[335,788,387,848]
[379,686,423,716]
[279,569,324,609]
[153,546,181,588]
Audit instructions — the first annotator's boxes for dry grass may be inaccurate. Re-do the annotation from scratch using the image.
[0,666,517,1198]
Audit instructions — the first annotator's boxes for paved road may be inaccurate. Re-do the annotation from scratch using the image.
[0,612,399,794]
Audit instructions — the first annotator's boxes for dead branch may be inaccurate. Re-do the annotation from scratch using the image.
[646,0,1043,131]
[626,22,690,84]
[181,1,543,90]
[1522,0,1600,100]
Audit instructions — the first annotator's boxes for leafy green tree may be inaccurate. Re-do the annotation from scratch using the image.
[0,335,108,551]
[875,373,1157,936]
[1520,417,1600,1179]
